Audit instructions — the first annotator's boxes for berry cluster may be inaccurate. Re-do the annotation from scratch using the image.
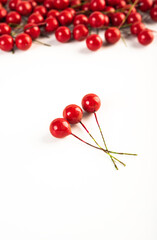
[0,0,156,52]
[49,93,137,170]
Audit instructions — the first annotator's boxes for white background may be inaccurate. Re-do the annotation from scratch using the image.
[0,24,157,240]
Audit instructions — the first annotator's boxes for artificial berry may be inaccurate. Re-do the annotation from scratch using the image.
[138,0,153,11]
[34,5,47,17]
[45,17,59,32]
[89,11,109,28]
[0,23,11,35]
[127,12,142,24]
[15,33,32,50]
[49,118,71,138]
[24,23,40,39]
[28,12,44,24]
[86,34,102,51]
[111,12,125,26]
[58,10,73,26]
[105,27,121,44]
[137,29,154,45]
[90,0,106,11]
[16,1,32,16]
[0,34,14,51]
[6,11,21,24]
[9,0,20,10]
[73,24,89,41]
[0,7,7,20]
[73,14,88,26]
[53,0,69,10]
[150,7,157,21]
[43,0,54,9]
[130,22,145,35]
[55,26,71,43]
[47,9,60,18]
[82,93,101,113]
[63,104,83,124]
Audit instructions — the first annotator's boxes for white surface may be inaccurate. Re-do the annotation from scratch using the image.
[0,26,157,240]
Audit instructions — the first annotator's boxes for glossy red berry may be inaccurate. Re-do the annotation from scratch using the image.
[130,22,145,35]
[9,0,20,10]
[34,5,47,17]
[28,12,44,24]
[111,12,125,26]
[16,1,32,16]
[105,27,121,44]
[104,6,115,14]
[63,104,83,124]
[58,10,73,25]
[116,0,126,9]
[138,0,153,11]
[150,7,157,21]
[15,33,32,50]
[89,11,109,28]
[28,0,37,9]
[127,12,142,24]
[6,11,21,24]
[45,17,59,32]
[0,34,14,51]
[82,93,101,113]
[123,4,136,14]
[47,9,60,18]
[66,7,76,17]
[0,23,11,35]
[50,118,71,138]
[43,0,54,9]
[55,26,71,42]
[81,2,90,11]
[70,0,80,7]
[24,23,40,39]
[73,14,88,26]
[90,0,106,11]
[137,29,154,45]
[53,0,69,10]
[73,24,89,41]
[86,34,102,51]
[153,0,157,8]
[0,7,7,20]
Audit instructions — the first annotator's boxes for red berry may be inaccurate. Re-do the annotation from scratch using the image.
[0,34,14,51]
[104,6,115,13]
[150,7,157,21]
[130,22,145,35]
[55,26,71,42]
[73,14,88,26]
[16,1,32,16]
[0,7,7,20]
[116,0,126,9]
[15,33,32,50]
[45,17,59,32]
[106,0,117,6]
[0,23,11,35]
[66,7,76,17]
[34,5,47,17]
[153,0,157,8]
[111,12,125,26]
[73,24,89,41]
[58,10,73,25]
[50,118,71,138]
[137,29,154,45]
[53,0,69,10]
[63,104,83,124]
[123,4,136,14]
[28,0,37,9]
[43,0,54,9]
[127,12,142,24]
[47,9,60,18]
[81,2,90,11]
[24,23,40,39]
[86,34,102,51]
[105,27,121,44]
[82,93,101,113]
[89,11,109,28]
[9,0,20,10]
[28,12,44,24]
[70,0,80,7]
[139,0,153,11]
[90,0,106,11]
[6,11,21,24]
